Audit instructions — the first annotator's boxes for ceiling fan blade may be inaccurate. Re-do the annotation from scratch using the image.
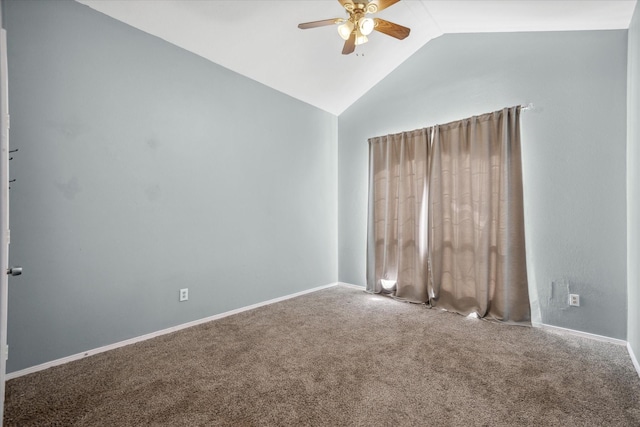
[368,0,401,13]
[342,33,356,55]
[373,18,410,40]
[298,18,344,29]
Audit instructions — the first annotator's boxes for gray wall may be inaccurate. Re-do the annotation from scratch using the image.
[2,0,634,374]
[628,3,640,359]
[3,0,337,373]
[339,31,628,339]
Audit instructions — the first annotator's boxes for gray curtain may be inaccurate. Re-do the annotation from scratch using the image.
[367,106,530,324]
[429,107,530,324]
[367,129,430,303]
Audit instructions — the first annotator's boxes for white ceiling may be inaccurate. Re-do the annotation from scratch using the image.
[77,0,637,115]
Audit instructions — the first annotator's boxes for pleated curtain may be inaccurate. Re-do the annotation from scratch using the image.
[367,106,530,324]
[429,107,530,323]
[367,129,430,303]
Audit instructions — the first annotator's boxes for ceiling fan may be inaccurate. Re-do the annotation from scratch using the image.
[298,0,411,55]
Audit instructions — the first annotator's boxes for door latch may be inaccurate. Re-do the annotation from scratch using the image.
[6,266,22,276]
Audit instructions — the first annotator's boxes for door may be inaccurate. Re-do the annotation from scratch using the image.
[0,27,10,425]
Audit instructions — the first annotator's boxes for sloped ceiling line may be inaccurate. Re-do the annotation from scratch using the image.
[77,0,637,115]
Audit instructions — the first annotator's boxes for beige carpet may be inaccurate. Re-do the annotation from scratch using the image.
[4,285,640,426]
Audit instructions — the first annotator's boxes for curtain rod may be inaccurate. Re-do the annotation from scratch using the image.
[520,103,534,111]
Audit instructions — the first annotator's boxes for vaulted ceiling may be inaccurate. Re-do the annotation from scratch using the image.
[77,0,637,115]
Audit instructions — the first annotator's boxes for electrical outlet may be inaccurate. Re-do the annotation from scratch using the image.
[179,288,188,302]
[569,294,580,307]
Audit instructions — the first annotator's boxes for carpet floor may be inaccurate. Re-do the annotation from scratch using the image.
[4,285,640,426]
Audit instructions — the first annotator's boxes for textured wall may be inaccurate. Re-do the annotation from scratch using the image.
[4,0,337,372]
[628,2,640,359]
[339,31,628,339]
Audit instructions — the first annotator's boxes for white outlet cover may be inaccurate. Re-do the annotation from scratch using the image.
[179,288,188,302]
[569,294,580,307]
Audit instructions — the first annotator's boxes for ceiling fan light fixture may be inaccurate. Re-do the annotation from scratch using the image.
[297,0,410,54]
[358,17,375,35]
[355,33,368,45]
[337,21,355,40]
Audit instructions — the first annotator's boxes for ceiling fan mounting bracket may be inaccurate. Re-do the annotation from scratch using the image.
[348,3,373,17]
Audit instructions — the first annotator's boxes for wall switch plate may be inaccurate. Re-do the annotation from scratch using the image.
[569,294,580,307]
[179,288,188,302]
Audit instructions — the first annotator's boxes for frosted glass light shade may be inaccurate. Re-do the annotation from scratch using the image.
[355,34,368,45]
[337,21,354,40]
[358,17,374,36]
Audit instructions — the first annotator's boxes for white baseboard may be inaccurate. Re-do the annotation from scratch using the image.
[628,342,640,378]
[532,322,627,346]
[6,282,341,380]
[336,282,365,290]
[11,283,633,381]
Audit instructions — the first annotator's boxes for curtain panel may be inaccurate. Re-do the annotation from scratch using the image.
[367,106,530,324]
[367,129,430,303]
